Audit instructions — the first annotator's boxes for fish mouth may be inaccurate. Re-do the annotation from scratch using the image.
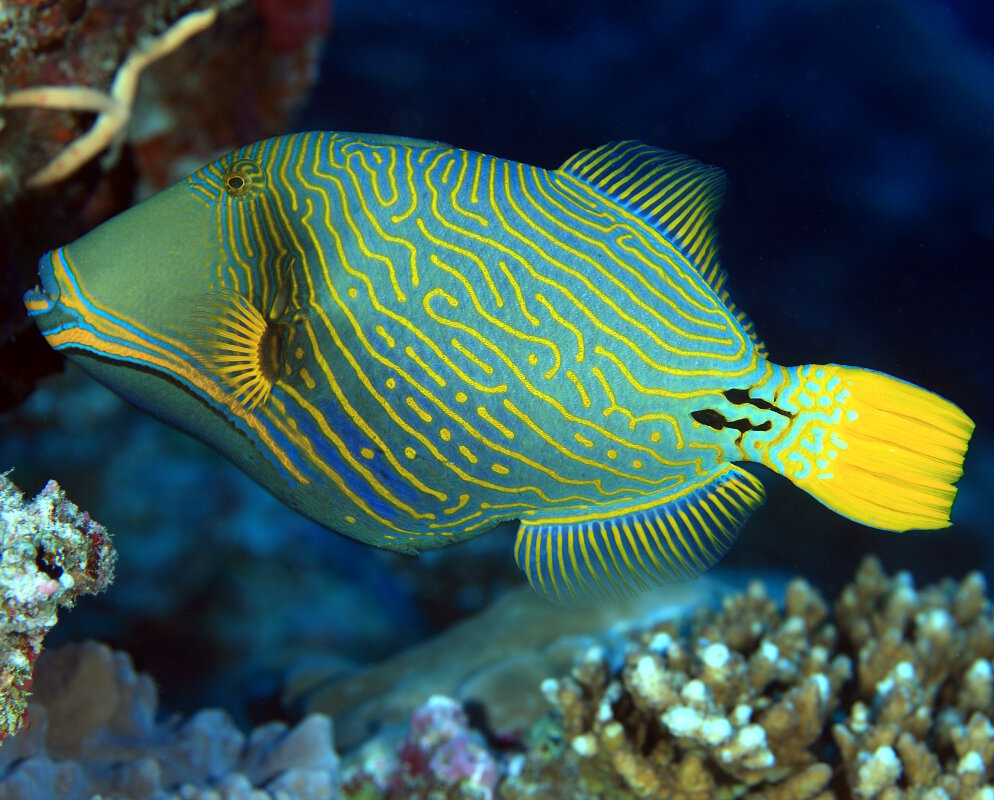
[23,249,61,316]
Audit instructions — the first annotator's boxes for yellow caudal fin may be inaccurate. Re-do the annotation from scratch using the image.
[768,365,973,531]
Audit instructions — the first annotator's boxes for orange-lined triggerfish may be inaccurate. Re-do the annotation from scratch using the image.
[24,134,974,605]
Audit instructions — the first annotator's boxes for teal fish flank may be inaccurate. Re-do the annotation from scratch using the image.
[24,133,974,605]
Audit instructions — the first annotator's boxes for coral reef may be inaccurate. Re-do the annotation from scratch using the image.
[0,472,115,742]
[0,640,339,799]
[831,558,994,799]
[292,578,727,751]
[1,547,992,799]
[1,6,221,189]
[502,557,994,799]
[0,1,226,202]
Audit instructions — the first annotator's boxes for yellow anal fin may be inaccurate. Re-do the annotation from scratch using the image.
[514,465,766,607]
[775,365,974,531]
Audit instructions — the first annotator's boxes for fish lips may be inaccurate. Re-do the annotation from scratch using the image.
[23,250,63,334]
[23,249,61,316]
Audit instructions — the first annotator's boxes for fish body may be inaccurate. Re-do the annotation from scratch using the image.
[25,133,974,604]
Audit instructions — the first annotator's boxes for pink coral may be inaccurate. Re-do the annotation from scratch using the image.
[345,695,499,799]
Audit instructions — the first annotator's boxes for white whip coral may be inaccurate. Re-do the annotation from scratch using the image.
[0,5,219,187]
[0,472,115,742]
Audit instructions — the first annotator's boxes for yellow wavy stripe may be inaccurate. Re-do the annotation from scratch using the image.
[295,160,605,509]
[525,167,733,346]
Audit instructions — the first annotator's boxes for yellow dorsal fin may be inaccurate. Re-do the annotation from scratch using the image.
[558,141,766,356]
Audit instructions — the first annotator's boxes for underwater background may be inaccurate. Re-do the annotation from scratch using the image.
[0,0,992,797]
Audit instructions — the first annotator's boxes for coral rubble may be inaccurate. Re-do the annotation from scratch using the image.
[0,641,339,800]
[502,557,994,799]
[0,472,115,742]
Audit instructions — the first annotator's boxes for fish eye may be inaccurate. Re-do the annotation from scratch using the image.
[221,158,263,199]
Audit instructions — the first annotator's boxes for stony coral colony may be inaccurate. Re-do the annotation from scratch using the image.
[493,557,994,800]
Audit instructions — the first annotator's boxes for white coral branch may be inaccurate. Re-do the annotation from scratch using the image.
[0,6,219,188]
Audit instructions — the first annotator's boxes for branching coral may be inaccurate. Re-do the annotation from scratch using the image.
[1,497,988,800]
[832,557,994,799]
[0,472,116,743]
[503,557,994,799]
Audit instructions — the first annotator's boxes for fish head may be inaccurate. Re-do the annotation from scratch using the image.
[28,179,217,328]
[22,148,298,442]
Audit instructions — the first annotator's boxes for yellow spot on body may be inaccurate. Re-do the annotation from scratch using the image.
[650,431,661,442]
[440,427,452,441]
[348,287,358,299]
[386,377,396,389]
[527,353,538,366]
[459,444,478,464]
[360,447,375,459]
[574,432,594,448]
[294,347,304,360]
[492,463,510,475]
[405,446,416,459]
[345,515,357,523]
[299,367,316,390]
[455,391,468,403]
[632,459,643,469]
[607,449,618,460]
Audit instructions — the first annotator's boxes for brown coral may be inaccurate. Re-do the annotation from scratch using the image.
[503,557,994,800]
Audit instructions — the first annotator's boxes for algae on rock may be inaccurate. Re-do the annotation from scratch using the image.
[0,472,116,742]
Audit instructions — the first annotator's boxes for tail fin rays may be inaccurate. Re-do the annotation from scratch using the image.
[769,365,973,531]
